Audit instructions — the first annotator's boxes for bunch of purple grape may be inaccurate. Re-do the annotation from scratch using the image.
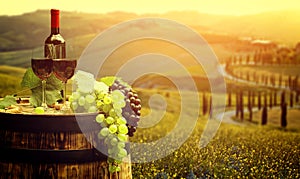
[110,79,141,137]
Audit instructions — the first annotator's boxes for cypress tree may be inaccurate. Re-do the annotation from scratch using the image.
[290,92,294,108]
[269,91,273,109]
[248,90,253,121]
[236,90,240,118]
[258,91,262,110]
[252,90,255,107]
[262,105,268,125]
[281,102,287,127]
[240,90,244,121]
[264,92,268,107]
[274,91,277,106]
[281,91,286,106]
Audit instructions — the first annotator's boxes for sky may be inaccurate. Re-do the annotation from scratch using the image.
[1,0,300,16]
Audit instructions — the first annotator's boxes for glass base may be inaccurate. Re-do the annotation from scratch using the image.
[59,101,73,114]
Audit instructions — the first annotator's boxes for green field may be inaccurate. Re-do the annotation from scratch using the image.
[0,65,28,97]
[0,64,299,178]
[131,120,300,178]
[130,87,300,178]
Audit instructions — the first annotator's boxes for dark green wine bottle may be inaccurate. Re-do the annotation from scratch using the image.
[44,9,66,58]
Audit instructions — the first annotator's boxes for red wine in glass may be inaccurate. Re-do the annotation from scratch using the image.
[53,59,77,83]
[31,58,53,80]
[31,58,53,109]
[53,59,77,111]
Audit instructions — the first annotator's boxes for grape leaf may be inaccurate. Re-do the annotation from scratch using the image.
[0,95,17,109]
[21,68,63,107]
[100,76,116,86]
[21,67,40,89]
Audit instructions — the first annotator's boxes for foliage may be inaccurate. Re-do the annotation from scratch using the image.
[0,95,16,109]
[21,68,62,107]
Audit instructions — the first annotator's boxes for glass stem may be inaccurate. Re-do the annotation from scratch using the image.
[64,82,67,107]
[42,80,47,108]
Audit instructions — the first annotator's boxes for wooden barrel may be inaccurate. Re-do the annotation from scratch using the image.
[0,112,132,179]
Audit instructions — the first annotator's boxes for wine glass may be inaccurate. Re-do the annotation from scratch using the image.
[52,58,77,111]
[31,58,53,109]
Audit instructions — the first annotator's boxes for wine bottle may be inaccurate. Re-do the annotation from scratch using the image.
[44,9,66,58]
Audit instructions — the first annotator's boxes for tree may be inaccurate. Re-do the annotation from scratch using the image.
[248,90,253,121]
[288,75,292,89]
[290,92,294,108]
[281,91,286,106]
[281,102,287,127]
[227,90,232,107]
[236,90,240,118]
[240,90,244,121]
[258,91,262,110]
[279,74,282,87]
[273,91,277,106]
[264,92,268,107]
[296,90,300,104]
[251,90,255,107]
[262,105,268,125]
[269,91,273,109]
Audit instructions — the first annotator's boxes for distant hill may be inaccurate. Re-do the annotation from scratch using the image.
[207,10,300,45]
[1,9,300,70]
[0,10,137,51]
[1,9,300,52]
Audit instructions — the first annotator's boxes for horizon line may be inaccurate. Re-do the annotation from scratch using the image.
[1,8,300,17]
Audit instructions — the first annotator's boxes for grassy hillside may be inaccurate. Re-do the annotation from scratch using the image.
[0,10,136,51]
[0,65,27,97]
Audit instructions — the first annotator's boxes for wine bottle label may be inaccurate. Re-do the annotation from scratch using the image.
[51,9,60,28]
[45,44,66,59]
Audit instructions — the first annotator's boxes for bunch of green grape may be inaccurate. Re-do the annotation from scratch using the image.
[69,70,99,113]
[69,91,98,113]
[70,72,136,173]
[95,88,129,172]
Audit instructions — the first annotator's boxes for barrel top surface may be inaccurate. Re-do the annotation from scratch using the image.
[0,108,99,132]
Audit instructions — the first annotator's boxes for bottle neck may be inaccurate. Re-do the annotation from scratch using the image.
[51,27,60,34]
[51,10,60,34]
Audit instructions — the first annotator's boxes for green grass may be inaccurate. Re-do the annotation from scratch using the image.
[250,108,300,131]
[0,65,26,78]
[131,118,300,178]
[131,87,299,178]
[0,65,28,97]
